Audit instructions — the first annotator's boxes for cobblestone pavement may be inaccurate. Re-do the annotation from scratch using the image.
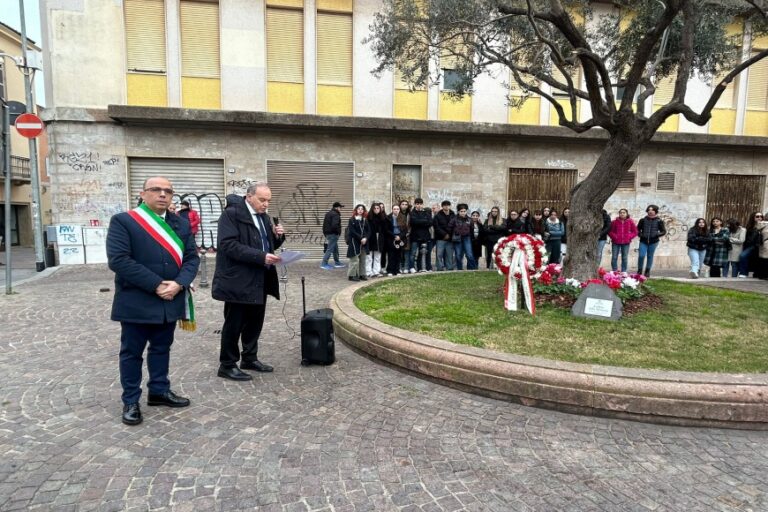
[1,262,767,512]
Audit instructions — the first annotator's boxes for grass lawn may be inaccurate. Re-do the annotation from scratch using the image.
[354,272,768,373]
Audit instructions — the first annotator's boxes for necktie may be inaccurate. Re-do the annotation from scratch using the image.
[256,215,270,252]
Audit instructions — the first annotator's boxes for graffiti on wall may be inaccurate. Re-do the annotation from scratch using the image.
[425,188,505,218]
[57,152,120,173]
[227,178,258,196]
[172,193,224,251]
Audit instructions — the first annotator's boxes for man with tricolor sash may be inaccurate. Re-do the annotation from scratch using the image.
[107,177,200,426]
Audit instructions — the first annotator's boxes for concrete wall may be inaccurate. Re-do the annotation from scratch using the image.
[43,108,768,268]
[42,0,125,108]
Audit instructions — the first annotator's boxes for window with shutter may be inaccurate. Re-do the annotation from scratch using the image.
[180,0,220,79]
[746,50,768,110]
[653,74,676,105]
[618,171,636,190]
[657,172,676,192]
[713,69,737,109]
[317,13,352,85]
[267,8,304,83]
[124,0,166,73]
[551,64,581,96]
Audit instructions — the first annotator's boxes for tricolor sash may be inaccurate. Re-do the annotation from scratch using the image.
[504,249,536,315]
[127,203,196,331]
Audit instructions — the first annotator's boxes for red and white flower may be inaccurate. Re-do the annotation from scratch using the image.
[493,234,549,277]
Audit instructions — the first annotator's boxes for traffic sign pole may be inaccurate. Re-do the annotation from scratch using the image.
[19,0,46,272]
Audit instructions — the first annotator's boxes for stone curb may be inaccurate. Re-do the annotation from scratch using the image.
[331,277,768,430]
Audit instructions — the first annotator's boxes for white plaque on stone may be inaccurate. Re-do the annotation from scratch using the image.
[584,298,613,318]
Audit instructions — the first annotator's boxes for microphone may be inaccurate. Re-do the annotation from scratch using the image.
[272,217,279,225]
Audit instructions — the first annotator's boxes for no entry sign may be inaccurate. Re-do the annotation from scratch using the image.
[15,113,44,139]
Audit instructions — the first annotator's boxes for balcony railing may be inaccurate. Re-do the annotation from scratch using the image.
[10,155,31,182]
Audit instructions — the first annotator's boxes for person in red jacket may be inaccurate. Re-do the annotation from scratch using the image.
[179,200,201,236]
[608,208,638,272]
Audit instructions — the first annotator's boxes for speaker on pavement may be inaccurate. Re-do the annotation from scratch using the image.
[300,276,335,366]
[300,308,335,366]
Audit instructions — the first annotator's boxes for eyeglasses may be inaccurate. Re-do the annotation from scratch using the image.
[144,187,174,195]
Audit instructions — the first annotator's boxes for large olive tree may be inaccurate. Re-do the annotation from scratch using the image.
[367,0,767,280]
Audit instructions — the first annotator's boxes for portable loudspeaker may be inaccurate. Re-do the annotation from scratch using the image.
[300,277,335,366]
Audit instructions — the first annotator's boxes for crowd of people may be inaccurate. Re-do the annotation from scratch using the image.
[321,200,768,281]
[685,212,768,279]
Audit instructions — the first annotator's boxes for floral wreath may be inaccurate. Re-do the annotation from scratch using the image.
[493,234,549,278]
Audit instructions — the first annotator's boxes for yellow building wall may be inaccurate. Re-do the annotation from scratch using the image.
[266,0,303,7]
[126,73,168,107]
[657,114,680,132]
[508,97,540,125]
[317,0,352,11]
[317,85,352,116]
[744,111,768,137]
[181,77,221,109]
[267,82,304,113]
[709,109,736,135]
[394,90,428,120]
[439,93,471,122]
[548,98,580,126]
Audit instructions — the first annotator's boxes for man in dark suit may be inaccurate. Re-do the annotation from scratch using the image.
[107,176,200,425]
[212,182,285,381]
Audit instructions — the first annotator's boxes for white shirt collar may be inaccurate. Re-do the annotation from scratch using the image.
[245,201,258,217]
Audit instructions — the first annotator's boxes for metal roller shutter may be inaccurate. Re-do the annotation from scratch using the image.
[180,0,221,78]
[267,8,304,83]
[128,157,225,251]
[267,160,354,258]
[124,0,166,73]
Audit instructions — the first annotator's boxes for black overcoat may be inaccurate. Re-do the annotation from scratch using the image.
[212,199,285,304]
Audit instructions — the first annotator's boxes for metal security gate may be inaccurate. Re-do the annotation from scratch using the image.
[267,160,354,258]
[128,157,225,250]
[507,168,577,214]
[706,174,766,226]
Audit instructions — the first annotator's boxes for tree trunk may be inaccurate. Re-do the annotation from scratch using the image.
[562,133,642,282]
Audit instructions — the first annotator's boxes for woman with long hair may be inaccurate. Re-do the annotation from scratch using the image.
[385,205,403,276]
[530,210,547,240]
[704,216,730,278]
[608,208,637,272]
[726,218,745,278]
[519,208,532,234]
[365,202,386,278]
[483,206,506,269]
[346,204,370,281]
[686,218,711,279]
[738,212,763,278]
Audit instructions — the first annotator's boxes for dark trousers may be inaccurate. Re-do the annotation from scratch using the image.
[387,245,401,274]
[484,241,496,268]
[119,321,176,405]
[220,300,267,368]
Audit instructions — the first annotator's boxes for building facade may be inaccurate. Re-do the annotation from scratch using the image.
[0,22,50,248]
[40,0,768,267]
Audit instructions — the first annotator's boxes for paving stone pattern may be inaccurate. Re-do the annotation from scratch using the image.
[1,263,767,511]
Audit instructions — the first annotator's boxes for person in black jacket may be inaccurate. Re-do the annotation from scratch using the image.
[686,218,711,279]
[321,202,344,269]
[506,210,528,234]
[597,209,612,264]
[346,204,371,281]
[636,204,667,277]
[738,212,764,277]
[213,182,285,381]
[483,206,507,269]
[408,198,433,272]
[470,211,484,267]
[434,200,456,271]
[365,202,387,277]
[560,207,570,261]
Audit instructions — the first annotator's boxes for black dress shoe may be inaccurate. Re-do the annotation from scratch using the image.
[240,360,274,372]
[147,390,191,408]
[122,403,142,425]
[217,365,253,381]
[348,276,359,282]
[359,276,368,281]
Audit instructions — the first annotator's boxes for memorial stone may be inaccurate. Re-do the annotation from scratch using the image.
[571,283,623,321]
